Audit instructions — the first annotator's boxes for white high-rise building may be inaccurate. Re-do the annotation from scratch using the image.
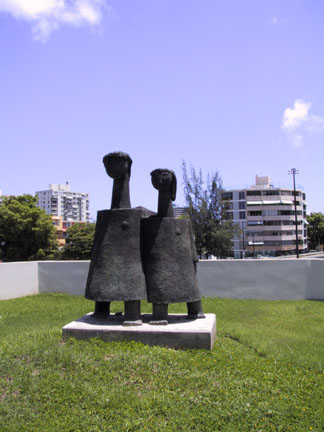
[36,183,90,223]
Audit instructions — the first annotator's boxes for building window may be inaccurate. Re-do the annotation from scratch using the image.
[263,220,280,226]
[239,201,245,209]
[281,190,292,196]
[222,192,233,200]
[247,191,262,196]
[248,211,262,216]
[278,210,302,216]
[264,190,279,196]
[247,220,263,226]
[263,210,278,216]
[239,211,246,220]
[239,191,245,199]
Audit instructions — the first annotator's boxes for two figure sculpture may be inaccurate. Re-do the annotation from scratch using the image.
[85,151,204,325]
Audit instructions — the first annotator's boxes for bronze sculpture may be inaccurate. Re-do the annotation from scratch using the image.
[142,168,204,324]
[85,152,149,325]
[85,154,204,325]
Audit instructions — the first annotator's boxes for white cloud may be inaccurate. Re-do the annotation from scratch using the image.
[0,0,108,42]
[270,17,279,25]
[270,16,289,26]
[282,99,310,130]
[281,99,324,148]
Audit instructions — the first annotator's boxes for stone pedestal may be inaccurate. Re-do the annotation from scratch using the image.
[62,313,216,350]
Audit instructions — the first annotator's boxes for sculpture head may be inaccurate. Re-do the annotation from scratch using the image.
[150,168,177,201]
[103,152,132,180]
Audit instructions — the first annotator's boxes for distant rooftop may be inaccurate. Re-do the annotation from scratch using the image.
[49,183,71,192]
[225,175,304,192]
[250,175,272,189]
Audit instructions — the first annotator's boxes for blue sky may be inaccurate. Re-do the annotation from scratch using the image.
[1,0,324,219]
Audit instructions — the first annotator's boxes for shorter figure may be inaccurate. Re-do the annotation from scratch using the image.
[142,168,205,324]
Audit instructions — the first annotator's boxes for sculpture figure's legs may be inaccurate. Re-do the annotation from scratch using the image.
[187,300,205,319]
[93,301,110,318]
[123,300,142,326]
[149,303,168,325]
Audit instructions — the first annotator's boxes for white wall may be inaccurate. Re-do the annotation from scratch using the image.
[197,259,324,300]
[38,261,89,296]
[0,259,324,301]
[0,262,38,300]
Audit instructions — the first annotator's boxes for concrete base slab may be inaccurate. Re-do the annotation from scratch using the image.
[62,313,216,350]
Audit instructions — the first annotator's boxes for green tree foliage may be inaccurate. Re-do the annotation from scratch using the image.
[182,162,239,258]
[61,223,95,260]
[307,212,324,250]
[0,195,59,262]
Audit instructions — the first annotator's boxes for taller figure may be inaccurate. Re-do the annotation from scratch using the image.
[85,152,148,325]
[142,168,205,324]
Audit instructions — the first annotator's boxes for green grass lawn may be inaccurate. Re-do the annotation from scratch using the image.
[0,293,324,432]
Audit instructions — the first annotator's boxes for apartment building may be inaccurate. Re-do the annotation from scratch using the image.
[172,205,188,219]
[222,175,308,258]
[36,183,90,223]
[51,216,77,247]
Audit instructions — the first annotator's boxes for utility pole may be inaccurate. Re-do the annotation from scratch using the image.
[242,225,245,259]
[288,168,300,258]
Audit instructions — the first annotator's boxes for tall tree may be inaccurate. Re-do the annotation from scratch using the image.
[307,212,324,250]
[61,223,95,260]
[0,195,58,262]
[182,162,239,258]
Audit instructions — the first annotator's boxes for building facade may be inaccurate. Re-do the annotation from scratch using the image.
[172,205,188,218]
[51,216,77,247]
[222,176,308,258]
[36,183,90,223]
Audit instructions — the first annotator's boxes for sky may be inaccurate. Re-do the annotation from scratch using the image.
[1,0,324,220]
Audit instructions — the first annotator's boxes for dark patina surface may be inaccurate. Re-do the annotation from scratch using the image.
[142,168,204,321]
[86,207,148,302]
[85,156,203,324]
[85,151,153,322]
[142,217,200,303]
